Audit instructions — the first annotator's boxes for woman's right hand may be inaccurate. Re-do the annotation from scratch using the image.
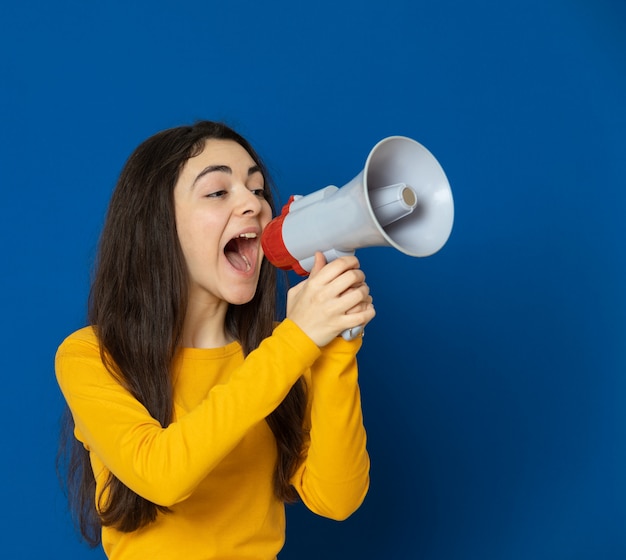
[286,252,376,347]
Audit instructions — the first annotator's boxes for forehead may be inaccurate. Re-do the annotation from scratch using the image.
[186,139,255,171]
[175,138,263,193]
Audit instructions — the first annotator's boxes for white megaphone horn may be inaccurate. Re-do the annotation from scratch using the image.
[261,135,454,339]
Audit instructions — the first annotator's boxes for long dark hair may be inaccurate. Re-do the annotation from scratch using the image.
[57,121,307,546]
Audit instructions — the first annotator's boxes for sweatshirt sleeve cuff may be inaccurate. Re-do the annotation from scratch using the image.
[271,319,323,363]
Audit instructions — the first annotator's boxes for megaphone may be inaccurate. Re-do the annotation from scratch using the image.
[261,135,454,339]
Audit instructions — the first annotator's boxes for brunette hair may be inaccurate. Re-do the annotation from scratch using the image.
[58,121,306,546]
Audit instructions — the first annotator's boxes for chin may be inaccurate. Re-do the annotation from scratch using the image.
[226,288,258,306]
[223,267,262,305]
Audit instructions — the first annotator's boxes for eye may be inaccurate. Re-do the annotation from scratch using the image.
[251,187,266,198]
[205,190,227,198]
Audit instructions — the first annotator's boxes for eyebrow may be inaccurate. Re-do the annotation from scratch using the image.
[192,164,263,188]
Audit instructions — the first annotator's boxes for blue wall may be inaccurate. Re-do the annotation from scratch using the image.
[1,0,624,558]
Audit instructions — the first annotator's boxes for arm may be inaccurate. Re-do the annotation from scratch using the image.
[283,252,374,519]
[55,320,321,507]
[291,335,370,520]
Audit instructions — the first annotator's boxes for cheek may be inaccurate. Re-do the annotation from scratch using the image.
[175,209,195,253]
[261,201,273,227]
[176,211,219,262]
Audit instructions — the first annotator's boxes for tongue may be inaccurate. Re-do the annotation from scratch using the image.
[226,250,250,272]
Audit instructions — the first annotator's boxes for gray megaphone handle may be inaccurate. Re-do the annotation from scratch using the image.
[342,325,363,341]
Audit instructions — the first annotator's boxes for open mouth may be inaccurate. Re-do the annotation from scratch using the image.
[224,232,258,273]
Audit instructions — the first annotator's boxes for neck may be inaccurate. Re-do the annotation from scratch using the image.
[181,296,231,349]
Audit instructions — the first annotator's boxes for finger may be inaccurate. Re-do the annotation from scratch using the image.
[307,251,327,278]
[309,255,361,285]
[345,295,374,315]
[343,302,376,333]
[341,285,372,313]
[331,268,367,298]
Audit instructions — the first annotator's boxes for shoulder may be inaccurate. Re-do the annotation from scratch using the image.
[55,326,103,383]
[56,326,99,357]
[55,326,117,395]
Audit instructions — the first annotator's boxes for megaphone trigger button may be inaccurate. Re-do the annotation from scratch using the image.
[342,326,364,340]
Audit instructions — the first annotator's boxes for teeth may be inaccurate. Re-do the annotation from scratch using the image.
[241,255,251,271]
[238,232,257,239]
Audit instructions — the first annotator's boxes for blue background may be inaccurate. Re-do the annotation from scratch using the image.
[1,0,625,558]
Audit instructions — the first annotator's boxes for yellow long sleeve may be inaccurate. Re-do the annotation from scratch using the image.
[55,319,369,560]
[293,336,370,520]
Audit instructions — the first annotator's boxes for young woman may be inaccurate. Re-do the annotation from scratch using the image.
[56,120,375,559]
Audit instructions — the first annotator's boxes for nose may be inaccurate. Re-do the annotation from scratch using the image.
[236,186,264,216]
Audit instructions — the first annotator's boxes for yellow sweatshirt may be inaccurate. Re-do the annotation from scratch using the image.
[55,319,370,560]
